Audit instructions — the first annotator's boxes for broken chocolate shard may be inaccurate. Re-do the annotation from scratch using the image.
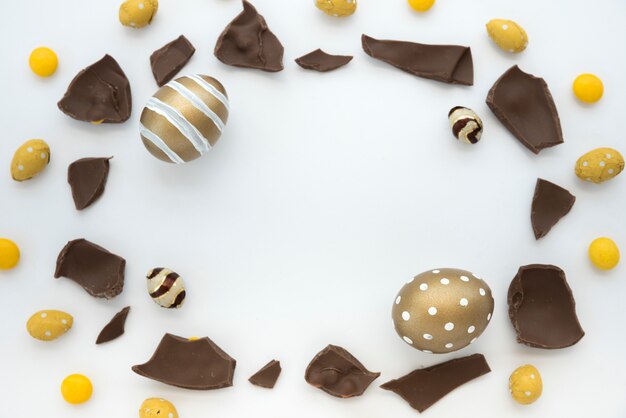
[54,239,126,299]
[150,35,196,87]
[381,354,491,413]
[58,55,132,123]
[214,0,284,72]
[132,333,236,390]
[68,157,111,211]
[96,306,130,344]
[531,178,576,239]
[295,49,353,72]
[508,264,585,349]
[361,34,473,85]
[486,65,563,154]
[305,345,380,398]
[249,360,281,388]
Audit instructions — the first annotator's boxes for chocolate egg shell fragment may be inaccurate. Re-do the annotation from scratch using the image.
[305,345,380,398]
[249,360,281,388]
[508,264,584,349]
[150,35,196,87]
[96,306,130,344]
[295,49,353,72]
[147,268,186,309]
[132,333,236,390]
[68,157,111,210]
[448,107,483,144]
[58,55,131,123]
[486,65,563,154]
[531,178,575,239]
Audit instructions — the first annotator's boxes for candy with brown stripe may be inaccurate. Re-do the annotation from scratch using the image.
[147,267,186,309]
[448,106,483,144]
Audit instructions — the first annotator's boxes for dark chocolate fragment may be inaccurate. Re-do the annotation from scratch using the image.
[58,55,132,123]
[486,65,563,154]
[150,35,196,86]
[305,345,380,398]
[531,178,576,239]
[508,265,584,349]
[214,0,284,72]
[249,360,281,388]
[96,306,130,344]
[68,157,111,210]
[361,34,473,85]
[132,333,236,390]
[295,49,353,72]
[54,239,126,299]
[381,354,491,413]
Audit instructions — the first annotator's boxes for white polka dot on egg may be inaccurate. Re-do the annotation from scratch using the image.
[419,283,428,291]
[468,325,476,334]
[402,311,411,321]
[460,298,468,306]
[440,278,450,285]
[428,307,437,316]
[444,322,454,331]
[445,343,454,349]
[487,313,492,321]
[422,350,433,354]
[403,336,413,344]
[432,269,440,274]
[395,296,401,304]
[460,275,469,282]
[479,288,486,296]
[423,333,433,340]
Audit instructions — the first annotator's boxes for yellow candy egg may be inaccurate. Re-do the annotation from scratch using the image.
[486,19,528,53]
[575,147,624,184]
[315,0,357,17]
[11,139,51,182]
[139,398,179,418]
[119,0,158,28]
[408,0,435,12]
[589,237,620,270]
[573,73,604,103]
[509,365,542,405]
[0,238,20,270]
[29,47,58,77]
[61,374,93,404]
[27,310,73,341]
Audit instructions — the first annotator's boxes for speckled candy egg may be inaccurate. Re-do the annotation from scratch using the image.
[575,147,624,184]
[315,0,357,17]
[139,398,178,418]
[392,268,494,354]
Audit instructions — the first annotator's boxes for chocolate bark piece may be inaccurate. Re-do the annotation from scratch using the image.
[508,265,585,349]
[150,35,196,86]
[67,157,111,210]
[58,55,132,123]
[54,239,126,299]
[249,360,281,388]
[132,333,236,390]
[96,306,130,344]
[214,0,284,72]
[305,345,380,398]
[531,178,576,239]
[486,65,563,154]
[295,49,353,72]
[361,34,473,85]
[381,354,491,413]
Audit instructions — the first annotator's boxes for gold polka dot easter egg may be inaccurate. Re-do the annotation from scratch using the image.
[140,74,229,164]
[392,268,494,354]
[11,139,50,181]
[486,19,528,53]
[26,310,73,341]
[139,398,178,418]
[509,364,543,405]
[119,0,158,28]
[575,147,624,184]
[315,0,357,17]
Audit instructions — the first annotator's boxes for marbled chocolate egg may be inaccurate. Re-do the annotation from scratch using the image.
[140,74,229,164]
[147,268,186,308]
[392,268,494,354]
[448,106,483,144]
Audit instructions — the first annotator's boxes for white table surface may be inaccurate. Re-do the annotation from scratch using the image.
[1,0,625,416]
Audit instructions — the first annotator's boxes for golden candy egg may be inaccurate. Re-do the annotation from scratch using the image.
[315,0,357,17]
[139,398,179,418]
[509,365,542,405]
[575,147,624,184]
[27,310,73,341]
[61,374,93,404]
[573,73,604,103]
[29,47,58,77]
[589,237,620,270]
[408,0,435,12]
[486,19,528,53]
[119,0,158,28]
[10,139,50,181]
[0,238,20,270]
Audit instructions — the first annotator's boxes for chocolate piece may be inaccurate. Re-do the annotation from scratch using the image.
[361,34,473,85]
[96,306,130,344]
[508,265,584,349]
[305,345,379,398]
[249,360,281,388]
[150,35,196,87]
[381,354,491,413]
[54,239,126,299]
[132,333,236,390]
[68,157,111,210]
[58,55,132,123]
[295,49,353,72]
[214,0,284,72]
[486,65,563,154]
[531,178,576,239]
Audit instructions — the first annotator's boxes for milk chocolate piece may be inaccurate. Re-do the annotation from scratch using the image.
[58,55,132,123]
[486,65,563,154]
[381,354,491,413]
[531,178,576,239]
[132,333,236,390]
[68,157,111,210]
[150,35,196,86]
[361,34,473,85]
[96,306,130,344]
[54,239,126,299]
[508,265,585,349]
[305,345,379,398]
[214,0,284,72]
[295,49,353,72]
[249,360,281,388]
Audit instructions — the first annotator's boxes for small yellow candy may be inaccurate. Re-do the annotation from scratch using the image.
[589,237,620,270]
[61,374,93,404]
[0,238,20,270]
[29,47,58,77]
[408,0,435,12]
[139,398,179,418]
[509,365,542,405]
[11,139,50,182]
[486,19,528,53]
[27,310,73,341]
[119,0,158,28]
[573,74,604,103]
[315,0,357,17]
[575,147,624,184]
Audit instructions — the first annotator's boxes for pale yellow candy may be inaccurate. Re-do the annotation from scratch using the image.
[315,0,357,17]
[11,139,50,182]
[119,0,158,28]
[509,364,542,405]
[139,398,178,418]
[486,19,528,53]
[27,310,73,341]
[575,147,624,184]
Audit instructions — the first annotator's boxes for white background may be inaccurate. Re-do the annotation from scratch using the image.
[1,0,625,416]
